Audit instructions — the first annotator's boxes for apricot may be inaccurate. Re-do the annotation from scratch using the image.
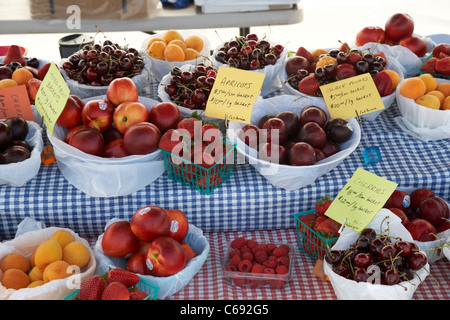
[316,55,337,68]
[29,250,36,268]
[0,252,30,273]
[27,280,45,288]
[147,41,166,60]
[62,241,90,268]
[415,94,441,110]
[168,39,187,50]
[418,73,437,93]
[1,268,30,290]
[28,266,44,282]
[185,35,204,52]
[50,229,75,249]
[311,48,328,62]
[437,82,450,97]
[163,30,184,44]
[442,96,450,110]
[147,37,166,49]
[0,79,18,89]
[184,48,201,61]
[34,239,62,269]
[426,90,445,106]
[383,69,401,91]
[11,67,34,87]
[399,77,427,99]
[43,260,74,283]
[164,44,185,62]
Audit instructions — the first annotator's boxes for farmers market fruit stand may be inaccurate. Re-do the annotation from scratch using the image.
[0,3,450,302]
[1,77,449,300]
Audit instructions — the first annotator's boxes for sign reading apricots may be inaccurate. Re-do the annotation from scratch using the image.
[205,67,265,124]
[324,168,398,233]
[34,62,70,136]
[321,73,385,120]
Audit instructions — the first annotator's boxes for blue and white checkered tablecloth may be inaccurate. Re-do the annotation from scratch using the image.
[0,79,449,240]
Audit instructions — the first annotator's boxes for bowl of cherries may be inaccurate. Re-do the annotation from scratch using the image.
[60,39,151,99]
[323,209,429,300]
[212,33,287,96]
[280,46,404,121]
[158,63,218,117]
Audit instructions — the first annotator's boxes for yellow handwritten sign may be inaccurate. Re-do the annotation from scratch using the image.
[320,73,385,120]
[34,62,70,136]
[205,66,265,124]
[0,85,35,121]
[325,168,398,233]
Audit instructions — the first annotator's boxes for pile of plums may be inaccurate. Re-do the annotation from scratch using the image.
[238,105,353,166]
[61,40,146,86]
[325,228,428,285]
[0,117,32,164]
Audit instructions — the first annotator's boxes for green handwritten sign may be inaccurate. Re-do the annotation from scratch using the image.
[320,73,385,120]
[34,62,70,136]
[325,168,398,233]
[205,66,265,124]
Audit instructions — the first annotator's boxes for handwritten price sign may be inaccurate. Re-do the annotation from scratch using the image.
[325,168,398,233]
[320,73,385,120]
[205,67,265,123]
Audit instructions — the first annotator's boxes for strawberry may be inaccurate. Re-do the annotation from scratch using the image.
[201,123,221,144]
[373,70,393,97]
[101,281,130,300]
[346,52,362,66]
[176,117,202,139]
[106,268,140,288]
[313,215,328,228]
[339,41,351,53]
[432,43,450,58]
[420,57,438,73]
[159,128,186,153]
[295,46,314,64]
[315,195,333,216]
[130,289,149,300]
[298,73,320,96]
[435,57,450,75]
[438,52,450,59]
[315,218,341,238]
[297,212,317,230]
[79,275,107,300]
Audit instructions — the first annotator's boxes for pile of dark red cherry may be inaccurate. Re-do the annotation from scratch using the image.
[325,227,428,285]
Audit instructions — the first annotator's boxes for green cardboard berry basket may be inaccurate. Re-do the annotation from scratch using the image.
[62,277,159,300]
[160,140,236,195]
[293,210,339,262]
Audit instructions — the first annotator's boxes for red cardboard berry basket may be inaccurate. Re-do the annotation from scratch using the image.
[222,240,294,289]
[293,210,339,261]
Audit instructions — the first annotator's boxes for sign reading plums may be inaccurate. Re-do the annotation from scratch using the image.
[321,73,385,120]
[35,62,70,136]
[205,66,265,124]
[325,168,398,233]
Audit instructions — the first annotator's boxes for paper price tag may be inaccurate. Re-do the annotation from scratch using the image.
[325,168,398,233]
[34,62,70,136]
[0,85,34,121]
[205,66,265,124]
[320,73,385,120]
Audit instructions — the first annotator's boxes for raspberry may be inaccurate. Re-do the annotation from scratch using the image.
[231,237,246,249]
[278,256,290,267]
[263,259,278,269]
[242,251,254,261]
[226,264,237,272]
[251,264,264,274]
[228,248,240,259]
[230,254,241,266]
[240,246,251,255]
[251,244,267,254]
[237,259,253,272]
[254,250,268,264]
[263,267,275,274]
[273,247,288,257]
[245,239,258,249]
[266,243,277,254]
[276,265,289,275]
[279,244,290,253]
